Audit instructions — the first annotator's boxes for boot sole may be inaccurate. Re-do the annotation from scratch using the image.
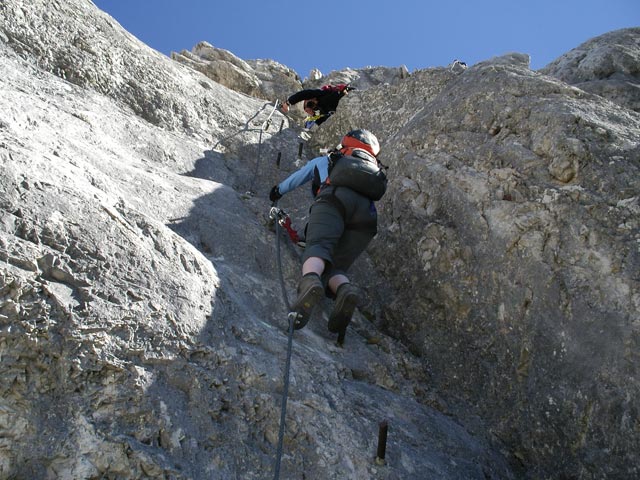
[292,284,324,330]
[327,290,359,333]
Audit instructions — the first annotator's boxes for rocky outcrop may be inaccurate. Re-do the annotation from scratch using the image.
[302,65,411,91]
[1,1,639,479]
[540,27,640,112]
[246,58,302,101]
[171,42,262,97]
[171,41,411,112]
[171,41,303,102]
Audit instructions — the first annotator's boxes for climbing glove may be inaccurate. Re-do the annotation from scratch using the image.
[269,185,282,202]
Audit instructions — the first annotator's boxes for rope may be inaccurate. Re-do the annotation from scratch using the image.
[272,201,294,480]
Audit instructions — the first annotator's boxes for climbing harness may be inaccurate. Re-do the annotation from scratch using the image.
[304,112,331,129]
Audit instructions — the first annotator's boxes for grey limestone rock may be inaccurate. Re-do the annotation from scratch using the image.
[540,27,640,112]
[1,1,639,479]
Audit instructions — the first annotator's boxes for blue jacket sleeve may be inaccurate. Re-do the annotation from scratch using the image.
[278,156,329,195]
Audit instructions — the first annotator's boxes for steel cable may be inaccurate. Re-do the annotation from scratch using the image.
[272,201,294,480]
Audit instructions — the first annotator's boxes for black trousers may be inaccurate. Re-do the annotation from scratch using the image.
[302,186,377,279]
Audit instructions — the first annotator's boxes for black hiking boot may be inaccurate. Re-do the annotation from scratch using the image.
[290,273,323,330]
[327,283,359,335]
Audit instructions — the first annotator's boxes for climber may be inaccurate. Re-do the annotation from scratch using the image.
[269,129,387,340]
[280,84,353,128]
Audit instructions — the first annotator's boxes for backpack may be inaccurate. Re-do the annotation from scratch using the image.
[323,150,387,201]
[320,83,352,95]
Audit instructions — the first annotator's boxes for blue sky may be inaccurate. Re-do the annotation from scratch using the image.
[92,0,638,79]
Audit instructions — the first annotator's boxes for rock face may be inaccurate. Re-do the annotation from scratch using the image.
[1,1,639,479]
[540,27,640,112]
[0,1,515,479]
[314,45,640,479]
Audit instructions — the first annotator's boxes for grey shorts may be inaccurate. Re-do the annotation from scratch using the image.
[302,186,377,279]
